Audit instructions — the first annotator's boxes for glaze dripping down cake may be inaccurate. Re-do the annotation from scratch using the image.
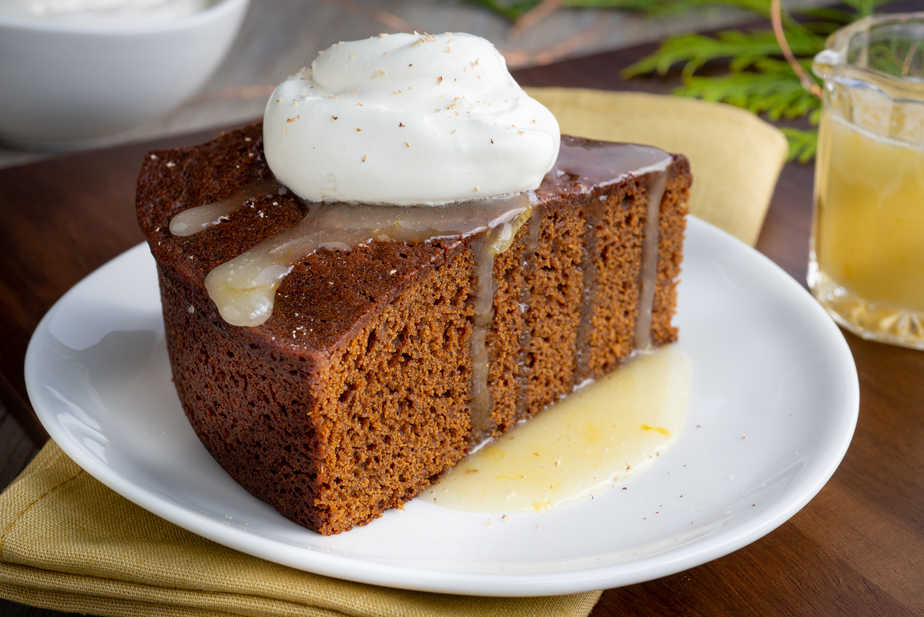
[136,125,690,535]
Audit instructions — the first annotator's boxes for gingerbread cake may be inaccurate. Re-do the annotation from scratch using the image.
[136,124,690,535]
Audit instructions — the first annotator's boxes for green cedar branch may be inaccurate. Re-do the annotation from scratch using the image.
[781,127,818,162]
[621,29,824,78]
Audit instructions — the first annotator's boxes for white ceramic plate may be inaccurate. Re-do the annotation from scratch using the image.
[25,217,858,597]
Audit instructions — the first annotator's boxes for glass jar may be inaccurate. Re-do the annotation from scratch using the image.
[810,12,924,349]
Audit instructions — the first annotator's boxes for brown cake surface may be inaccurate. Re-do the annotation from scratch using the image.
[136,124,691,535]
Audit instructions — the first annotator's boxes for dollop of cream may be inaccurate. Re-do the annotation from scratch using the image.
[262,32,561,205]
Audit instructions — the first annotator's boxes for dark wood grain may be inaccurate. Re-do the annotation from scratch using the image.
[0,128,220,444]
[0,401,35,490]
[1,35,923,617]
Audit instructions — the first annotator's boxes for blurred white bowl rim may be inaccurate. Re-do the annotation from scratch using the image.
[0,0,250,150]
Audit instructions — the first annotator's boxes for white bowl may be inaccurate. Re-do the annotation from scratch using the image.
[0,0,249,150]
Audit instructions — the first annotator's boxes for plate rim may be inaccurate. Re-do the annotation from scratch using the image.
[24,216,859,596]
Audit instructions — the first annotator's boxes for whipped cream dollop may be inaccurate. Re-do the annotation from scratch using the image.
[263,33,561,205]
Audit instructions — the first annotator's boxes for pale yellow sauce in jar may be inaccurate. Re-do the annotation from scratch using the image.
[814,111,924,311]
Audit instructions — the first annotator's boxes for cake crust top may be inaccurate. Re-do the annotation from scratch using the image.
[136,124,687,360]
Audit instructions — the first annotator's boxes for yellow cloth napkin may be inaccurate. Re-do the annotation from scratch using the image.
[0,89,787,617]
[0,444,602,617]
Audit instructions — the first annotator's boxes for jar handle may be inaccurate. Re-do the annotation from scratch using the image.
[770,0,822,97]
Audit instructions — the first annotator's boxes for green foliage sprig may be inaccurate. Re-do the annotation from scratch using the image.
[471,0,797,21]
[621,30,825,77]
[781,127,818,162]
[475,0,896,161]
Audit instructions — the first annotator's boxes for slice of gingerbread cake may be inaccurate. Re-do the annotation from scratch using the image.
[135,32,691,535]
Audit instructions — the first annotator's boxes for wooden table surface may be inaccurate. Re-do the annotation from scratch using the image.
[1,40,922,617]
